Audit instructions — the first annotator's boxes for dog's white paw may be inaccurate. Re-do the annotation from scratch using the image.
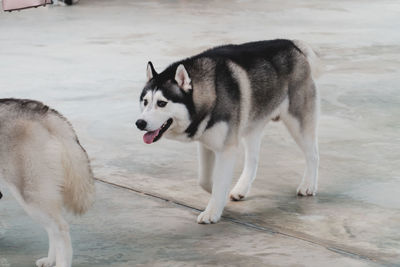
[229,184,249,201]
[296,181,317,196]
[36,257,55,267]
[197,207,222,224]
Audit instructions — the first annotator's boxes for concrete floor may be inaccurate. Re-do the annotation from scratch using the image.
[0,182,376,267]
[0,0,399,266]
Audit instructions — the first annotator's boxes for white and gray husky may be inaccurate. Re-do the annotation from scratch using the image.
[0,99,94,267]
[136,39,321,224]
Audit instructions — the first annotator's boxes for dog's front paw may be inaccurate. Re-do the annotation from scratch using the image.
[36,257,55,267]
[296,181,317,196]
[197,207,222,224]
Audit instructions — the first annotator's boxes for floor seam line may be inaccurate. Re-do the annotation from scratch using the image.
[95,178,381,265]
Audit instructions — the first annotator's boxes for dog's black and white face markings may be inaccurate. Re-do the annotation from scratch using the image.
[136,61,193,144]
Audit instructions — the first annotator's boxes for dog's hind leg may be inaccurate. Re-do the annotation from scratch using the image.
[282,82,319,196]
[7,186,71,267]
[36,226,56,267]
[230,126,264,201]
[23,209,61,267]
[53,216,72,267]
[198,143,215,193]
[23,201,72,267]
[4,184,54,267]
[7,142,73,266]
[31,208,71,267]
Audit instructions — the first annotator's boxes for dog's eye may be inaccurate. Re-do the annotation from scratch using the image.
[157,100,167,108]
[143,99,148,106]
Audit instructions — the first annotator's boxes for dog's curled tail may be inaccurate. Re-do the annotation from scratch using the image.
[60,138,95,215]
[61,137,95,215]
[46,113,97,215]
[60,137,95,215]
[293,40,323,79]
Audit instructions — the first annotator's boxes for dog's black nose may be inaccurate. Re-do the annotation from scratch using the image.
[135,119,147,130]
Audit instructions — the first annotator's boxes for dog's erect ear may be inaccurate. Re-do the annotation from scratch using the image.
[175,64,192,92]
[146,61,158,81]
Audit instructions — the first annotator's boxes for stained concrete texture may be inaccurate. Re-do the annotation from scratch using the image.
[0,0,399,266]
[0,182,376,267]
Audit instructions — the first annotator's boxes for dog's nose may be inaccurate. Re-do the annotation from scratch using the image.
[135,119,147,130]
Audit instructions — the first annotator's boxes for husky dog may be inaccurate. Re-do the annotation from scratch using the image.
[0,99,95,267]
[136,39,321,224]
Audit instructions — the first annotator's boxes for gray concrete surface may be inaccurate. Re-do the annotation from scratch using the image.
[0,182,376,267]
[0,0,399,266]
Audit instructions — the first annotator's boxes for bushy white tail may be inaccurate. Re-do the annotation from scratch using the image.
[293,40,323,79]
[44,112,95,215]
[61,140,95,215]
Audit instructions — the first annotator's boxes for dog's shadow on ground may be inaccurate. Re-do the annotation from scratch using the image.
[223,192,351,227]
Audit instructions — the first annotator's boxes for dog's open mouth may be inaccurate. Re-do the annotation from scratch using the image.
[143,118,173,144]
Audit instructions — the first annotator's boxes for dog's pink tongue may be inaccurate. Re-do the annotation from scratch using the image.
[143,129,160,144]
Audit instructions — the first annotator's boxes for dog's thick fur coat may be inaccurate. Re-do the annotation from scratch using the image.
[137,39,321,224]
[0,99,94,267]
